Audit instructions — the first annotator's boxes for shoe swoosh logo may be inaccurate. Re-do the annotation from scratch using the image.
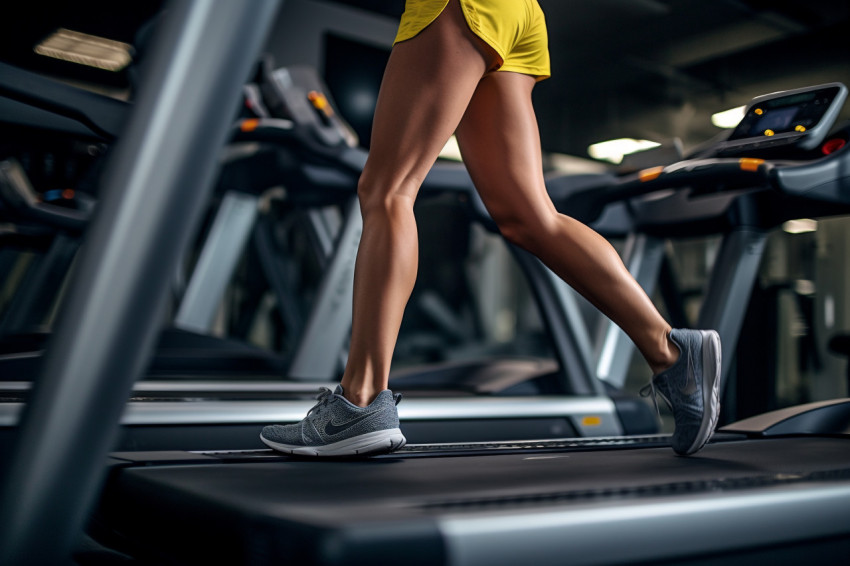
[324,411,378,436]
[679,347,699,396]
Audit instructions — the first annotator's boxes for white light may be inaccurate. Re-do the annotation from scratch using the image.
[34,28,134,72]
[794,279,815,296]
[439,135,463,161]
[825,295,835,329]
[587,138,660,164]
[782,218,818,234]
[548,153,608,174]
[711,106,746,129]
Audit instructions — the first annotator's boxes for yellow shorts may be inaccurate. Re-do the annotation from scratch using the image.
[394,0,551,81]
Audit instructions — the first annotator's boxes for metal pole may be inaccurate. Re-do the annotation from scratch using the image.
[0,1,281,563]
[697,227,768,392]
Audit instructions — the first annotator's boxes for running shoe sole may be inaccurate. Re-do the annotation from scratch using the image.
[260,428,407,457]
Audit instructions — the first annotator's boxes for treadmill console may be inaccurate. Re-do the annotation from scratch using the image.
[265,66,358,150]
[716,83,847,156]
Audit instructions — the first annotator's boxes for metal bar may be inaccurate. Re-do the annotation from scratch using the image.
[175,190,259,333]
[596,234,665,388]
[697,227,768,393]
[509,246,601,396]
[0,395,622,428]
[288,198,362,380]
[0,234,78,333]
[0,1,281,564]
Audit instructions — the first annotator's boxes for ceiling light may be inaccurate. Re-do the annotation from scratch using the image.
[34,28,134,72]
[548,153,608,174]
[711,105,745,129]
[783,218,817,234]
[587,138,660,164]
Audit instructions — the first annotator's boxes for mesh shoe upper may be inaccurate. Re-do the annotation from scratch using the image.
[261,386,403,455]
[643,328,721,455]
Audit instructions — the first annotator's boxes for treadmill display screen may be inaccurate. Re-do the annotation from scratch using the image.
[729,85,842,141]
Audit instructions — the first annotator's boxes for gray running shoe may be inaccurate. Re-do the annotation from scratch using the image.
[260,386,406,457]
[642,329,722,456]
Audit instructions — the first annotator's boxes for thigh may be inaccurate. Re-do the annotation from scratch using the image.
[363,0,497,200]
[455,71,553,222]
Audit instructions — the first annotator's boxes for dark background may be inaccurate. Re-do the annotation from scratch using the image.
[1,0,848,159]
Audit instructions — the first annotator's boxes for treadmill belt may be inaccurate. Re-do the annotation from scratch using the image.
[98,437,850,565]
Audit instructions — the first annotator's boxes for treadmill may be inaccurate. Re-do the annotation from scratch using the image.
[551,83,850,419]
[0,47,657,451]
[83,84,850,565]
[3,2,850,559]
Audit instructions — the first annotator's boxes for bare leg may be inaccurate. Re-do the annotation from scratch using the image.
[339,0,499,406]
[455,72,678,374]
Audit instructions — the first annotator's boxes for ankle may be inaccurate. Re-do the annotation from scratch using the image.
[647,329,679,375]
[338,381,381,408]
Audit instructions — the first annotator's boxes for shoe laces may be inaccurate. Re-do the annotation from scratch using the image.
[306,387,334,418]
[640,380,672,418]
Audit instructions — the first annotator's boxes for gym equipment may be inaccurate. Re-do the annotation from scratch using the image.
[29,63,850,564]
[0,2,282,563]
[2,1,850,560]
[0,60,658,451]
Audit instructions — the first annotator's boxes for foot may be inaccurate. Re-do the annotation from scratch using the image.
[642,329,722,456]
[260,386,407,457]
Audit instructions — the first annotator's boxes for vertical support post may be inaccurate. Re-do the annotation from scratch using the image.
[175,190,260,333]
[289,198,361,380]
[596,234,665,388]
[697,227,768,394]
[510,246,602,396]
[0,1,281,564]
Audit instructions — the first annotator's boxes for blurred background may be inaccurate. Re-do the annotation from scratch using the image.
[3,0,849,158]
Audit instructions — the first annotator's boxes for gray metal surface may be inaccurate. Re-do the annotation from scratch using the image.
[175,190,259,333]
[440,483,850,566]
[288,198,362,380]
[0,396,622,436]
[0,1,281,564]
[510,246,603,396]
[596,233,665,388]
[542,267,596,381]
[697,228,768,390]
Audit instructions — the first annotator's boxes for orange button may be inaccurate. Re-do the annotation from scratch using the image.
[240,118,260,132]
[639,166,664,182]
[739,158,765,172]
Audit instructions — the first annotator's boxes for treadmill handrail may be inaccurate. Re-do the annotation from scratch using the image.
[560,157,777,223]
[622,147,850,204]
[773,143,850,199]
[0,61,129,140]
[0,159,90,233]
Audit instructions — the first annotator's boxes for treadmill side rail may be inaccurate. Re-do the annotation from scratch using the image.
[440,482,850,566]
[720,398,850,436]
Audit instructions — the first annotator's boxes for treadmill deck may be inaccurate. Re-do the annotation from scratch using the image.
[98,435,850,565]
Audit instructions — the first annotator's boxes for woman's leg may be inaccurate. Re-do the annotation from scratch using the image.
[455,71,678,374]
[339,0,500,406]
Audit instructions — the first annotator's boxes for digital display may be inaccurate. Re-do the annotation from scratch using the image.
[729,85,842,141]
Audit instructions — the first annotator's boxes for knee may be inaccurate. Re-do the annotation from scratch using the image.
[491,208,556,252]
[356,169,420,220]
